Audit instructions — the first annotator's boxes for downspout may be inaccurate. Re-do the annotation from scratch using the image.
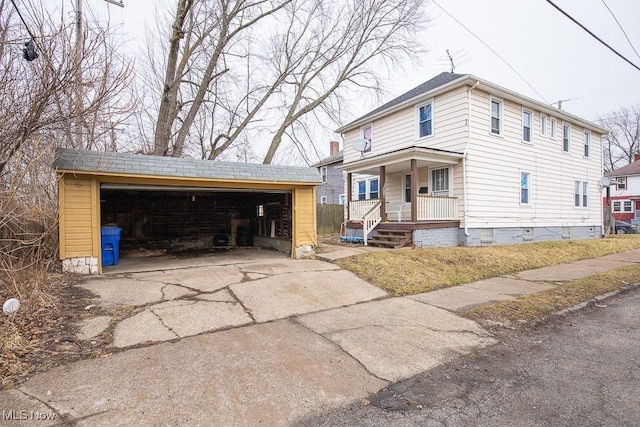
[463,80,480,237]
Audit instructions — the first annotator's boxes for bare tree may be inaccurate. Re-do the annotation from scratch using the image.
[598,105,640,172]
[146,0,427,163]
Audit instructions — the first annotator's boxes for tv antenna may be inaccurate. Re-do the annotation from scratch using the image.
[447,49,455,73]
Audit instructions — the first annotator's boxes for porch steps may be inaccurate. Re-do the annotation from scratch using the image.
[368,228,412,249]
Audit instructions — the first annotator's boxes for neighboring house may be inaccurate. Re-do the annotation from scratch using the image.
[336,72,607,248]
[312,141,345,205]
[605,154,640,224]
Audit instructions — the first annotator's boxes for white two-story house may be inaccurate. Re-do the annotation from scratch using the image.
[605,154,640,224]
[337,72,607,248]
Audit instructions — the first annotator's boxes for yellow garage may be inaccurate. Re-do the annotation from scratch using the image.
[54,149,321,274]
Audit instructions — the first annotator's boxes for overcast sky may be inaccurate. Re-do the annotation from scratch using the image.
[82,0,640,155]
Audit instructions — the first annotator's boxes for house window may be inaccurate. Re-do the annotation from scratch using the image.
[613,200,633,212]
[418,102,433,137]
[574,180,589,207]
[404,174,412,202]
[550,118,556,138]
[320,196,328,204]
[357,181,366,200]
[320,166,327,183]
[615,177,627,190]
[522,110,532,142]
[369,179,379,199]
[624,200,633,212]
[520,172,530,204]
[362,125,372,153]
[338,194,346,206]
[490,99,502,135]
[541,115,547,136]
[431,168,450,196]
[583,131,590,158]
[562,124,570,152]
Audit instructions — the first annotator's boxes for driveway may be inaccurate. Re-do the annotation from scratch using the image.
[2,249,494,426]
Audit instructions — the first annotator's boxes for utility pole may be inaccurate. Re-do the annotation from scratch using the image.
[74,0,124,149]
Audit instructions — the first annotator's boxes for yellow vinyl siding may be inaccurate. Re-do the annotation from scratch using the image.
[293,187,317,247]
[59,177,95,259]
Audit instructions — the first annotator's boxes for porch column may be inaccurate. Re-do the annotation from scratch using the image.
[346,172,352,220]
[379,166,386,221]
[410,159,418,222]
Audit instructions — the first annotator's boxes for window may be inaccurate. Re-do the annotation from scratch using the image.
[583,131,590,157]
[357,181,366,200]
[541,115,547,136]
[404,174,412,202]
[431,168,450,196]
[338,194,346,206]
[369,179,379,199]
[574,180,589,207]
[550,118,556,138]
[490,99,502,135]
[522,110,532,142]
[520,172,530,204]
[320,196,328,204]
[562,124,570,152]
[615,177,627,190]
[320,166,327,183]
[418,102,433,137]
[362,125,372,153]
[613,200,633,212]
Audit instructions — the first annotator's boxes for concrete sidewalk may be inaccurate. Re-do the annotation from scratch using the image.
[2,248,639,426]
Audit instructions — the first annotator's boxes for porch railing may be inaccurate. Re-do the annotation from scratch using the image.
[349,199,381,220]
[417,195,458,221]
[361,201,382,246]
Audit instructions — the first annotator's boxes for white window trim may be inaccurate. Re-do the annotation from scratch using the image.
[320,166,327,183]
[415,99,434,140]
[615,177,627,190]
[562,123,571,153]
[430,167,452,197]
[338,194,346,206]
[360,124,373,153]
[320,196,328,204]
[489,97,503,136]
[357,177,379,200]
[522,109,533,143]
[403,173,412,203]
[574,179,589,208]
[520,171,532,206]
[550,118,556,139]
[583,130,591,158]
[613,199,633,213]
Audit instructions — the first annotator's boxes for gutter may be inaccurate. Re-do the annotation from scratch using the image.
[463,80,480,237]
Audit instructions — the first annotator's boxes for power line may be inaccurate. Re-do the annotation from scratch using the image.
[545,0,640,73]
[600,0,640,61]
[431,0,548,103]
[9,0,37,40]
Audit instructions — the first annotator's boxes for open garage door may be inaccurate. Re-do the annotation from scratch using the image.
[100,183,292,255]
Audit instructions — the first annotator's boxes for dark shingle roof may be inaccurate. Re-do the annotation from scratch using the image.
[605,159,640,177]
[339,72,464,131]
[54,148,321,184]
[312,150,343,167]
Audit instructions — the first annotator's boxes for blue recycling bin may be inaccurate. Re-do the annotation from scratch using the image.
[101,225,122,267]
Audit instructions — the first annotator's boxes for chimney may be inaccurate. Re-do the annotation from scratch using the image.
[329,140,340,155]
[635,153,640,162]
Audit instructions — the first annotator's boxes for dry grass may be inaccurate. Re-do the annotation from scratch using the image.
[336,235,640,296]
[464,264,640,328]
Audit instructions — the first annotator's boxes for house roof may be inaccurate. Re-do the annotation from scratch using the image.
[336,72,607,135]
[312,150,343,168]
[54,148,322,184]
[605,159,640,178]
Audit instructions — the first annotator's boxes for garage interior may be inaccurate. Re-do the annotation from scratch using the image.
[100,184,293,255]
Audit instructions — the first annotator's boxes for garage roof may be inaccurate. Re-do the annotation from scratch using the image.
[54,149,322,184]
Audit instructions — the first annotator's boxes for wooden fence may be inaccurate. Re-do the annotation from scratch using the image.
[317,204,344,234]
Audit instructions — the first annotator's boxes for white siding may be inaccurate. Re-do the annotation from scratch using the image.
[610,174,640,198]
[465,89,603,228]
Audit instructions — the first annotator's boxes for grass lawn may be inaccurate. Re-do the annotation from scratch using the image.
[336,235,640,296]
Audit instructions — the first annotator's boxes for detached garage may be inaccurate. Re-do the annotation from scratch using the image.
[54,148,321,274]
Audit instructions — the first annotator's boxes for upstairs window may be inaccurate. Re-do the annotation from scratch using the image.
[562,124,570,152]
[522,110,532,142]
[541,115,547,136]
[418,102,433,137]
[521,172,530,204]
[616,177,627,190]
[490,99,502,135]
[583,131,590,158]
[362,125,372,153]
[550,118,556,138]
[320,166,327,183]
